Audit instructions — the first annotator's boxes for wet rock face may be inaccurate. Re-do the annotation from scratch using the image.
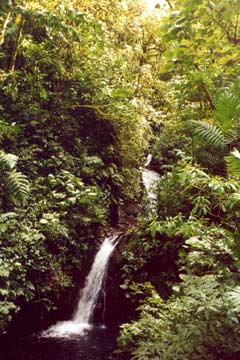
[104,273,128,325]
[103,235,134,325]
[91,234,131,325]
[109,203,119,226]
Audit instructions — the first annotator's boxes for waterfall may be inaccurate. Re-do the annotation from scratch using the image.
[144,153,152,167]
[73,236,116,324]
[142,156,160,211]
[42,154,159,338]
[43,234,119,337]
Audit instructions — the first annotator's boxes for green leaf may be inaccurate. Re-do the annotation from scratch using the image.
[150,221,158,238]
[225,149,240,177]
[0,151,18,170]
[191,120,227,150]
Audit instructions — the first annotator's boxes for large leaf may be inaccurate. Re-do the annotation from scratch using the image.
[191,120,227,150]
[214,91,240,142]
[215,91,240,124]
[225,148,240,177]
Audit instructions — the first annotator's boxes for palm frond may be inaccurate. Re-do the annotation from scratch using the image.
[214,91,240,142]
[0,150,18,170]
[5,169,30,202]
[191,120,227,150]
[215,91,240,125]
[225,148,240,177]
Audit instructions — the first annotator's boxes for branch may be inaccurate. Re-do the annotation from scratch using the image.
[74,104,108,118]
[210,2,240,45]
[234,12,239,42]
[194,64,215,110]
[226,32,240,44]
[9,15,24,72]
[200,81,215,110]
[166,0,173,9]
[0,11,11,47]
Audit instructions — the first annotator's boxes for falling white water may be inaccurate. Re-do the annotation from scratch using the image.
[144,153,152,167]
[142,155,160,211]
[43,235,118,337]
[73,236,116,324]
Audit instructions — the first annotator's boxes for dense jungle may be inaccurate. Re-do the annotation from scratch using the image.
[1,0,240,359]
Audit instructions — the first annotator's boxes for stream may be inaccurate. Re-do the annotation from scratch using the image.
[0,326,118,360]
[0,158,160,360]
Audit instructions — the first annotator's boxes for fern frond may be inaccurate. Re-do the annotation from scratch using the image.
[214,91,240,143]
[84,155,104,167]
[227,286,240,310]
[196,149,221,164]
[191,120,227,150]
[215,91,240,125]
[5,169,30,202]
[0,150,18,170]
[225,148,240,177]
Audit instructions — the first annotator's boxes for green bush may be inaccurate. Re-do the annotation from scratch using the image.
[117,159,240,360]
[117,227,240,360]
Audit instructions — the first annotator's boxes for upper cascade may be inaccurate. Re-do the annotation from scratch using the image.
[142,154,160,211]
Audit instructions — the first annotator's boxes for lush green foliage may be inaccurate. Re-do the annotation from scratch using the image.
[115,1,240,356]
[225,148,240,177]
[1,2,240,359]
[117,158,240,359]
[0,149,29,203]
[0,0,153,333]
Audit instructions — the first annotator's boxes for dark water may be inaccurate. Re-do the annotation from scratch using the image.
[0,326,118,360]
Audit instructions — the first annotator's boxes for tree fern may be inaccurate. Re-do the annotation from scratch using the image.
[5,169,30,202]
[225,149,240,177]
[191,120,226,150]
[191,91,240,158]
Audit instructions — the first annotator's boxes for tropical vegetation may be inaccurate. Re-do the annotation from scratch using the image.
[0,0,240,359]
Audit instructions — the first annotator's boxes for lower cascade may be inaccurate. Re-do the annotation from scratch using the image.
[43,234,119,337]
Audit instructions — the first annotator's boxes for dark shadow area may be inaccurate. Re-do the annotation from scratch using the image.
[0,326,118,360]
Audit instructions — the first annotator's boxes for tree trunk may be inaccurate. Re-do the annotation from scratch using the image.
[0,11,11,47]
[9,15,24,72]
